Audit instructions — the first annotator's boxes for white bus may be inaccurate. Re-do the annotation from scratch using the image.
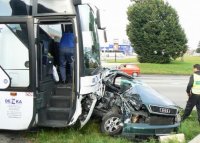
[0,0,105,130]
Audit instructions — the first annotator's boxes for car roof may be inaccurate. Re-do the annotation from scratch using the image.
[120,64,138,67]
[121,63,136,65]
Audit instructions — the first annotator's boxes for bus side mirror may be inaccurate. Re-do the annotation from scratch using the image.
[0,66,11,89]
[96,9,107,42]
[98,29,107,43]
[103,29,107,43]
[96,9,106,30]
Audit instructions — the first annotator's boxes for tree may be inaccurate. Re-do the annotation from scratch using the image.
[196,41,200,53]
[127,0,188,63]
[196,48,200,53]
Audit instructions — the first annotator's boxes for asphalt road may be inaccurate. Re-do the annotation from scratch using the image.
[0,131,27,143]
[135,74,189,108]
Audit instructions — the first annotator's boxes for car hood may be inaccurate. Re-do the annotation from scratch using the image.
[133,81,176,107]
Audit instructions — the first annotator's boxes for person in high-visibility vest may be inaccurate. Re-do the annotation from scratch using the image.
[182,64,200,124]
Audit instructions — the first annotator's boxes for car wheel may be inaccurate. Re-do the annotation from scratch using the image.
[132,72,138,77]
[101,112,123,135]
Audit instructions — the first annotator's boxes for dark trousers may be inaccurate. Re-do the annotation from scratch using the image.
[59,48,73,82]
[182,94,200,122]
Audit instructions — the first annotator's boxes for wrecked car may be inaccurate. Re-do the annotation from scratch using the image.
[94,69,181,137]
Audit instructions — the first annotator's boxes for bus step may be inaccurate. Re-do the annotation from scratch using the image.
[47,107,70,120]
[50,96,71,108]
[55,87,72,96]
[39,120,68,127]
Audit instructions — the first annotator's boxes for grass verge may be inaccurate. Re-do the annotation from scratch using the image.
[179,110,200,142]
[26,111,199,143]
[104,56,200,75]
[26,120,131,143]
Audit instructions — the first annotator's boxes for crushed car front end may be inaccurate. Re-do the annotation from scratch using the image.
[121,82,181,136]
[96,69,181,137]
[122,104,181,136]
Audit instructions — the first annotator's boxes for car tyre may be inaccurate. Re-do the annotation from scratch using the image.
[132,72,138,77]
[101,112,123,135]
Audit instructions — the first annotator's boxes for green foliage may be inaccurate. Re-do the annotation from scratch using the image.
[196,47,200,53]
[179,111,200,142]
[27,120,131,143]
[127,0,188,63]
[197,41,200,49]
[137,54,170,63]
[105,58,138,63]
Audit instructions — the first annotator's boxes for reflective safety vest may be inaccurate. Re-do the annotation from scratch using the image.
[192,73,200,94]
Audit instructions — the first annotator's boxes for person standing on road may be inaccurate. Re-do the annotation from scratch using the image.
[182,64,200,124]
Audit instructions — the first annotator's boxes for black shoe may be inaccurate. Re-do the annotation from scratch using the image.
[58,82,66,88]
[62,81,66,84]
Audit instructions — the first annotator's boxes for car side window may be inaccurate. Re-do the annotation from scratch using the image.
[114,76,121,87]
[114,76,132,92]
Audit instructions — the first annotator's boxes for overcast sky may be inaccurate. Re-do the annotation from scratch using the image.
[166,0,200,49]
[94,0,200,49]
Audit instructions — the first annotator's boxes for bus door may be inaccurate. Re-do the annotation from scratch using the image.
[0,17,35,130]
[35,17,77,127]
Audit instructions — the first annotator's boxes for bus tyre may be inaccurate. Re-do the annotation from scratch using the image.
[100,112,123,135]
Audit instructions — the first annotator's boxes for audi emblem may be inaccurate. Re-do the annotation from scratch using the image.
[159,108,171,114]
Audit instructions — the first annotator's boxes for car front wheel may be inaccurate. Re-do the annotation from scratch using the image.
[101,112,123,135]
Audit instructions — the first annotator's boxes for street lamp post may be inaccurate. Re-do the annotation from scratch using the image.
[113,39,119,62]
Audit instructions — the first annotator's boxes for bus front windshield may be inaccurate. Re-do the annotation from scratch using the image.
[78,5,101,76]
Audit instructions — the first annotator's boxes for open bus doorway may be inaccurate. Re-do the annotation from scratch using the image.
[37,21,75,87]
[35,19,76,127]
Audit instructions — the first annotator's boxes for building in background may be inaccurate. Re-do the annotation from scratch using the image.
[101,38,133,58]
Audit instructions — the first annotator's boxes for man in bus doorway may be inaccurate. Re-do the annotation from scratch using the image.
[59,32,75,84]
[182,64,200,124]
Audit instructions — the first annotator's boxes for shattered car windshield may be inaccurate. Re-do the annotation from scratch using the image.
[114,75,138,92]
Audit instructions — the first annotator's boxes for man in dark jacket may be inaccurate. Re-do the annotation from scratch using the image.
[182,64,200,124]
[59,32,74,84]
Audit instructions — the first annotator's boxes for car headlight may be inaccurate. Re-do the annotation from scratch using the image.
[175,114,181,123]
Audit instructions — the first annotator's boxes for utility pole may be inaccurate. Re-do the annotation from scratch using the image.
[113,39,119,62]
